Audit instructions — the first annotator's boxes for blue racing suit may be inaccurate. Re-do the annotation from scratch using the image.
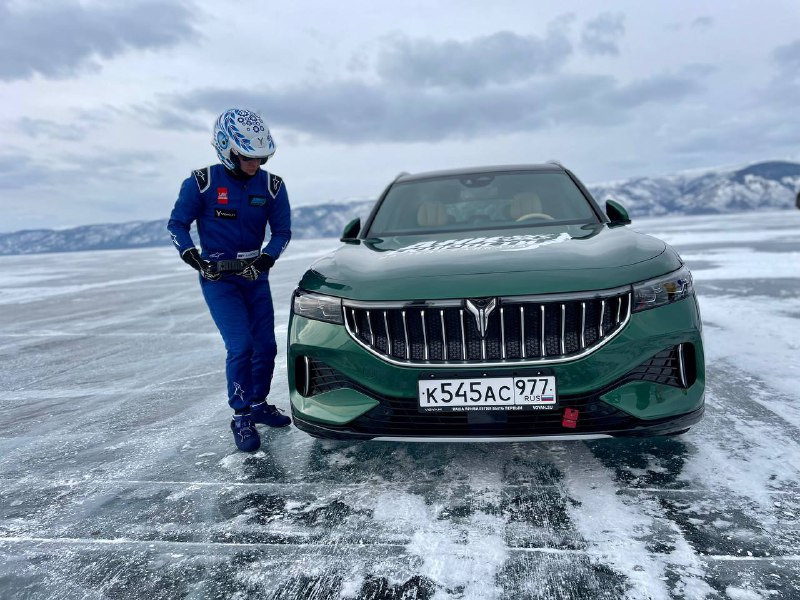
[167,164,291,411]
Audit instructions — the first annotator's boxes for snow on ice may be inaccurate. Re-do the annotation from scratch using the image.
[0,211,799,599]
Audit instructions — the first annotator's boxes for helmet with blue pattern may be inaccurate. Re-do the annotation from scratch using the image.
[212,108,276,170]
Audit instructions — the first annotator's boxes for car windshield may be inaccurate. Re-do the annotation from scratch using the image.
[367,170,600,236]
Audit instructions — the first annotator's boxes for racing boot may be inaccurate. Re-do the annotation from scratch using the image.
[250,400,291,427]
[230,412,261,452]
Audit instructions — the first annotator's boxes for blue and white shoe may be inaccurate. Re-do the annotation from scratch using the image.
[230,413,261,452]
[250,401,291,427]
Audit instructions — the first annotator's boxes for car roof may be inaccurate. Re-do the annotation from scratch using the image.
[395,163,567,183]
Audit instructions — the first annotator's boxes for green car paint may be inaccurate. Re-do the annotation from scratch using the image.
[287,165,705,440]
[292,388,379,426]
[300,224,683,300]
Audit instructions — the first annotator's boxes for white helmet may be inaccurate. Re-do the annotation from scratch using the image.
[212,108,276,170]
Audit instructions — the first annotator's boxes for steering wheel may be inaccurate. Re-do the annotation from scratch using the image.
[515,212,554,222]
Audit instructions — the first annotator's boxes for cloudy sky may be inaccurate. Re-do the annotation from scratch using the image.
[1,0,799,232]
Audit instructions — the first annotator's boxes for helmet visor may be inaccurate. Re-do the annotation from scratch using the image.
[232,149,268,165]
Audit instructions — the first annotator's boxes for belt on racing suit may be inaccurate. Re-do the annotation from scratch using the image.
[210,250,260,274]
[213,259,251,273]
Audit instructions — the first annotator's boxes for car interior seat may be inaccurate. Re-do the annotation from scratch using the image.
[417,202,449,227]
[508,192,544,220]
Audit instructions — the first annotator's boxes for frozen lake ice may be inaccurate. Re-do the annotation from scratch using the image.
[1,210,799,599]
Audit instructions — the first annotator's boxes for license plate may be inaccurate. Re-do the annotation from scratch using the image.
[418,376,557,412]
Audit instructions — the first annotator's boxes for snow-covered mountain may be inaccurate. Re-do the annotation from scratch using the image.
[590,160,800,217]
[1,160,798,256]
[0,200,376,256]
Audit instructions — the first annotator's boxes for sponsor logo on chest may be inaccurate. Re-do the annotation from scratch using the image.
[217,187,228,204]
[249,195,267,207]
[215,208,237,219]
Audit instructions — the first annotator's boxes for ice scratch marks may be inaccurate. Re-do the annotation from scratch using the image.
[0,274,178,305]
[656,493,784,560]
[0,540,426,600]
[705,560,800,600]
[684,365,800,505]
[552,442,679,600]
[373,483,508,598]
[701,295,800,430]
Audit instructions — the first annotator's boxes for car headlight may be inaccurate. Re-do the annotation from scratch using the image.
[292,289,344,324]
[632,266,694,313]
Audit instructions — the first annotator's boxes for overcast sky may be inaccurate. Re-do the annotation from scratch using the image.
[1,0,799,232]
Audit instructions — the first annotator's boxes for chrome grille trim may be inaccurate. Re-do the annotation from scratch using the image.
[540,305,546,358]
[500,307,506,359]
[401,310,410,360]
[383,310,392,354]
[303,355,311,396]
[420,310,429,360]
[499,286,631,304]
[342,286,631,310]
[366,310,374,346]
[343,289,632,368]
[580,302,586,349]
[345,298,464,309]
[677,343,687,388]
[459,309,466,360]
[599,299,606,338]
[439,310,448,361]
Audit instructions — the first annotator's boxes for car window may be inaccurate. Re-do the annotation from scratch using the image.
[367,171,600,236]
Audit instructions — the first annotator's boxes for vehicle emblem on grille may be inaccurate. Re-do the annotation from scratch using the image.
[464,297,497,338]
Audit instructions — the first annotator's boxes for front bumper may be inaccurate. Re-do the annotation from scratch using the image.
[288,298,705,441]
[291,405,705,441]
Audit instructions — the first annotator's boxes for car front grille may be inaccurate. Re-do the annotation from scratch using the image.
[342,288,631,366]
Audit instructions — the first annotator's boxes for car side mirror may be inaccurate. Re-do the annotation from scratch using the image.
[605,200,631,226]
[340,217,361,243]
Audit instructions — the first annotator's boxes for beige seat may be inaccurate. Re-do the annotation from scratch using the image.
[508,192,543,219]
[417,202,448,227]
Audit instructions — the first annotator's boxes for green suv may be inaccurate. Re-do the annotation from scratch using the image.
[287,164,704,440]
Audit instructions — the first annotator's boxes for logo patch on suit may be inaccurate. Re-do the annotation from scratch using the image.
[215,208,237,219]
[192,167,211,193]
[268,173,283,199]
[249,195,267,207]
[217,187,228,204]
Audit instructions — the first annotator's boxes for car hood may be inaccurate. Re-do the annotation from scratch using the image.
[300,224,682,300]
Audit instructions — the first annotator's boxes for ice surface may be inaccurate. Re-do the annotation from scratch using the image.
[1,213,799,599]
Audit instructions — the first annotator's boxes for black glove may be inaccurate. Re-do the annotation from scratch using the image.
[181,248,221,281]
[238,253,275,281]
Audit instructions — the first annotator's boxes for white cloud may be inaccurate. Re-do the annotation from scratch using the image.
[0,0,197,81]
[580,12,626,56]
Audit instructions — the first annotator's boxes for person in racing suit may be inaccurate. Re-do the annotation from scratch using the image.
[167,108,291,452]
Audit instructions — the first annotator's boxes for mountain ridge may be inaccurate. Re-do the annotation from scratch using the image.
[1,160,798,256]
